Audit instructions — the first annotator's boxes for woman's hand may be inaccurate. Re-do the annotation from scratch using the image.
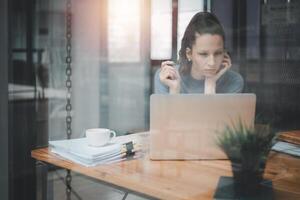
[205,52,231,94]
[159,61,181,94]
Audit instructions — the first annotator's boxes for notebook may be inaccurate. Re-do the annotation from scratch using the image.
[149,94,256,160]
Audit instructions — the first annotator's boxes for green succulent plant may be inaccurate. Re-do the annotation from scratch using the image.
[216,119,278,197]
[217,119,277,171]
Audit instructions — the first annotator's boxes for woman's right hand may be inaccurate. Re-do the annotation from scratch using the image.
[159,61,181,94]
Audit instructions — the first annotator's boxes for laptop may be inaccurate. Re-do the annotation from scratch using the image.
[149,94,256,160]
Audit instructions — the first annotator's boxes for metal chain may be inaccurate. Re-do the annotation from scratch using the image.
[65,0,72,199]
[65,169,72,200]
[66,0,72,140]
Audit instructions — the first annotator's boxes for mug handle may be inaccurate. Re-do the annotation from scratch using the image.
[110,130,116,139]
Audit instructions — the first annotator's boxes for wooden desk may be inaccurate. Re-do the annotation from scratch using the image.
[32,132,300,200]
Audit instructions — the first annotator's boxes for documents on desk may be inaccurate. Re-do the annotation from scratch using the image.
[272,141,300,157]
[272,131,300,157]
[49,137,136,167]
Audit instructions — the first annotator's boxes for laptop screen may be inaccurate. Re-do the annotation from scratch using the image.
[149,94,256,160]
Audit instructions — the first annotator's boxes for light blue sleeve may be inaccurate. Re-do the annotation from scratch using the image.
[230,72,244,93]
[216,70,244,93]
[154,68,169,94]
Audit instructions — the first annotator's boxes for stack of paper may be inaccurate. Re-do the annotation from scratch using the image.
[50,138,126,167]
[272,131,300,157]
[272,141,300,157]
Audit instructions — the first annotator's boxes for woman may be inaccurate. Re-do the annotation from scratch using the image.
[154,12,243,94]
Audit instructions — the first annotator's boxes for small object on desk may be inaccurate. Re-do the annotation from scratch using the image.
[123,141,135,156]
[85,128,116,147]
[49,138,137,167]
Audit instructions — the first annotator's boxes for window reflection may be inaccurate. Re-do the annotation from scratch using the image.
[151,0,172,59]
[108,0,140,62]
[178,0,204,55]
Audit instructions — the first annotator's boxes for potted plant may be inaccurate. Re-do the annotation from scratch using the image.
[216,120,277,198]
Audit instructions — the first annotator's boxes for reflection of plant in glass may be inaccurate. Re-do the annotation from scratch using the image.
[216,120,277,197]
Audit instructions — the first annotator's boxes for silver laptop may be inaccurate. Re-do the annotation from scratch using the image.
[149,94,256,160]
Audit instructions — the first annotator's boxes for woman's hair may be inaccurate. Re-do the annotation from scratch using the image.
[178,12,225,74]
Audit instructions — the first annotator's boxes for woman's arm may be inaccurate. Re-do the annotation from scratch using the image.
[158,61,181,94]
[205,53,231,94]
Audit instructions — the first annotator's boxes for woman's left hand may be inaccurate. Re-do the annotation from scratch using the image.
[205,52,231,94]
[211,52,231,81]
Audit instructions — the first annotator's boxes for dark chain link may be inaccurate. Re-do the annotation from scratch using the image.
[66,0,72,140]
[65,0,72,199]
[65,169,72,200]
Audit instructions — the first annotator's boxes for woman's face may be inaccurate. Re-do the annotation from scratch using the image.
[186,33,225,79]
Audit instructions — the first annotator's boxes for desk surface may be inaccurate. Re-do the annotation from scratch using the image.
[31,132,300,200]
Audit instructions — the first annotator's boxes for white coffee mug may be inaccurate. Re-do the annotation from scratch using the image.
[85,128,116,147]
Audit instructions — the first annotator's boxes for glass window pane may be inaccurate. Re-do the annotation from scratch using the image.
[151,0,172,59]
[177,0,204,54]
[108,0,140,62]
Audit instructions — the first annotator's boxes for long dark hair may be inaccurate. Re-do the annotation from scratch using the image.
[178,12,225,74]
